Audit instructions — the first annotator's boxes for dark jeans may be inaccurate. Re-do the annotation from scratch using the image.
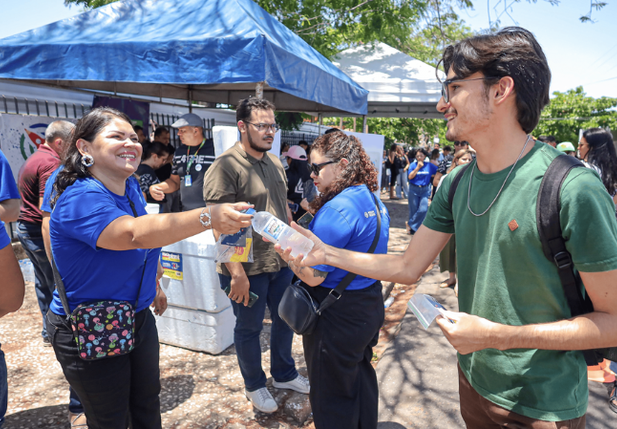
[218,267,297,392]
[16,221,54,340]
[46,309,161,429]
[303,281,384,429]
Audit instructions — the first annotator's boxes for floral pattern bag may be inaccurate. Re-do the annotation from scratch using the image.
[70,300,136,360]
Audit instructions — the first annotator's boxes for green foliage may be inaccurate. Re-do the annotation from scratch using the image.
[257,0,429,59]
[275,112,307,131]
[402,0,474,67]
[532,87,617,143]
[321,116,447,148]
[64,0,116,9]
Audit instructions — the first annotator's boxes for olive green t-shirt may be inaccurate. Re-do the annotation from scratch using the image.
[424,141,617,421]
[203,142,288,277]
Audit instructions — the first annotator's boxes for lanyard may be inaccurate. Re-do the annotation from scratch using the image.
[186,139,206,174]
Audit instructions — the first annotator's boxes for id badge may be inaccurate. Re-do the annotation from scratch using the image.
[184,175,192,187]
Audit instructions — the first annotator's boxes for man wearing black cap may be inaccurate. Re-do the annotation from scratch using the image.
[149,113,215,211]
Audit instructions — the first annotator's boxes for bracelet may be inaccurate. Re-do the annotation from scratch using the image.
[199,207,212,229]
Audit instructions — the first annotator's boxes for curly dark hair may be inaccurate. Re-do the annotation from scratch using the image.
[51,107,132,207]
[309,132,378,212]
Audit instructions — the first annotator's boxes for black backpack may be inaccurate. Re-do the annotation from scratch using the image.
[448,155,617,365]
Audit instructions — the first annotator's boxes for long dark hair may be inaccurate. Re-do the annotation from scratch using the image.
[51,107,132,207]
[309,132,378,212]
[583,128,617,196]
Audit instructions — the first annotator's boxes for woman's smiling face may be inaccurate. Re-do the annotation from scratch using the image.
[78,118,142,178]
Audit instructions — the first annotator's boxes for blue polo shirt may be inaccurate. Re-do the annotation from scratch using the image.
[49,176,161,315]
[0,150,19,202]
[408,161,437,187]
[0,150,19,249]
[309,185,390,290]
[40,167,62,213]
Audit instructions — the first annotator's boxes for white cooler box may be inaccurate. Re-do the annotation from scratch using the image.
[155,230,236,354]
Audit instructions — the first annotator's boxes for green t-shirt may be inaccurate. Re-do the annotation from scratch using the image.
[424,141,617,421]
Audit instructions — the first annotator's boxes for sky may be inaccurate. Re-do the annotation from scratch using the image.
[0,0,615,100]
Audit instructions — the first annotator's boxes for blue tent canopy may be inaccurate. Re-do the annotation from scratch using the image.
[0,0,368,115]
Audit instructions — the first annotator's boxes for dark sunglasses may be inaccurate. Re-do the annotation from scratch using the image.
[309,160,337,175]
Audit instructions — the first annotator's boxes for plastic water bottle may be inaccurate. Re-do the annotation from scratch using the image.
[252,212,314,259]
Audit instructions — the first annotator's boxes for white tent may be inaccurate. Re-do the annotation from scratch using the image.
[333,42,444,119]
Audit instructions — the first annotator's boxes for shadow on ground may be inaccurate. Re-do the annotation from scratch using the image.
[4,404,67,428]
[160,374,196,413]
[377,422,407,429]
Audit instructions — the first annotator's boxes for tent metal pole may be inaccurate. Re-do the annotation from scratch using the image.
[256,82,264,99]
[363,115,367,133]
[188,86,193,113]
[318,113,322,134]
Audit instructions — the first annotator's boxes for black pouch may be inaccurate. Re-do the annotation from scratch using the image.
[278,282,320,335]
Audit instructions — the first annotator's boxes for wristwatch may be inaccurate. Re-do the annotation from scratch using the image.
[199,207,212,229]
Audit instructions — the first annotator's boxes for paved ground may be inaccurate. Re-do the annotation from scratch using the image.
[2,194,615,428]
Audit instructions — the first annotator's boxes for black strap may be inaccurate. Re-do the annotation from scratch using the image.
[448,162,473,210]
[536,155,590,316]
[316,193,382,315]
[536,155,598,364]
[51,186,148,316]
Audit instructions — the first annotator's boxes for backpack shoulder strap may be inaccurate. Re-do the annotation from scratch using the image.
[536,155,598,364]
[536,154,589,314]
[448,161,473,211]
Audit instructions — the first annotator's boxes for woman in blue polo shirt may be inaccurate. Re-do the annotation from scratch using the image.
[46,107,252,429]
[280,131,390,429]
[407,148,437,234]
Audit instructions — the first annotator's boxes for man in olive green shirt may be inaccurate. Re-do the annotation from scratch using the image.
[279,28,617,427]
[203,98,309,414]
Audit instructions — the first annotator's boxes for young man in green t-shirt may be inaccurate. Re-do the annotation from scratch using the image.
[277,27,617,427]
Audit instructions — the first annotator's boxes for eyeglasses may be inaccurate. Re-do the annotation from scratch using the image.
[454,142,466,147]
[441,76,498,104]
[243,121,280,132]
[309,160,337,176]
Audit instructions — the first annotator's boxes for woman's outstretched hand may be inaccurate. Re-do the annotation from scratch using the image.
[210,203,254,235]
[273,222,327,267]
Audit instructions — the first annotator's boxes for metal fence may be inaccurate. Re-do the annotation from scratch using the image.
[0,96,216,149]
[1,95,88,119]
[280,129,320,151]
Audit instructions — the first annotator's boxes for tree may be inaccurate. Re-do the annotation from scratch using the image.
[532,87,617,144]
[320,116,447,148]
[64,0,115,8]
[484,0,606,28]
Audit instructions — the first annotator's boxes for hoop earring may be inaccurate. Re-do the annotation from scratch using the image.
[81,154,94,168]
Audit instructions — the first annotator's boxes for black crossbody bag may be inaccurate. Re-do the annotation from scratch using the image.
[278,193,382,335]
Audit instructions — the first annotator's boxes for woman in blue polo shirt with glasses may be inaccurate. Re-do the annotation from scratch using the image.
[407,148,437,235]
[277,131,390,429]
